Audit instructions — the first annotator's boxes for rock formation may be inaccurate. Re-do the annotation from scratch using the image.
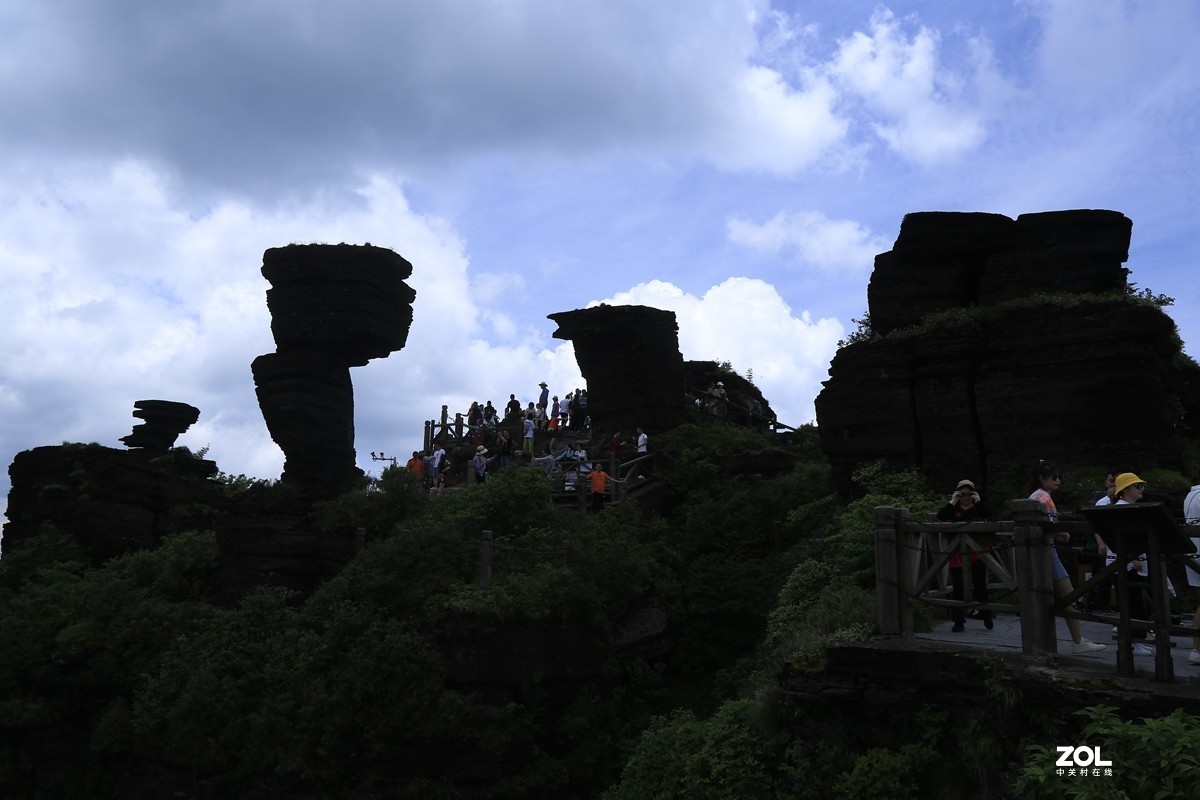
[251,244,416,497]
[816,209,1200,497]
[548,305,689,439]
[119,399,201,450]
[1,442,219,562]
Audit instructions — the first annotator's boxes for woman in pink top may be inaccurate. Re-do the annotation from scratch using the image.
[1029,460,1106,654]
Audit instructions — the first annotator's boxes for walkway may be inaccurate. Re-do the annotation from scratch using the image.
[919,611,1200,681]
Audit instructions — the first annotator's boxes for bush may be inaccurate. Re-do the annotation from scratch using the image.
[1014,706,1200,799]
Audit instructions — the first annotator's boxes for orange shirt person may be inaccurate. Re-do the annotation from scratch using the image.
[588,463,617,512]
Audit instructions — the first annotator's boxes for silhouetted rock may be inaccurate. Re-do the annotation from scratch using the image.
[684,360,777,429]
[549,305,688,439]
[119,399,201,450]
[817,209,1196,497]
[253,243,416,497]
[868,210,1130,335]
[252,351,359,494]
[2,443,218,562]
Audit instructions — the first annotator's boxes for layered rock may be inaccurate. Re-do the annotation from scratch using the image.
[2,443,219,562]
[549,305,689,439]
[252,244,416,496]
[119,399,201,450]
[817,209,1197,497]
[867,210,1131,335]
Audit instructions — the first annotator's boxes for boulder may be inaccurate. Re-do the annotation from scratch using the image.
[119,399,201,450]
[549,305,689,440]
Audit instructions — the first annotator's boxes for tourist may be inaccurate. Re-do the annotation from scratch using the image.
[495,429,514,469]
[472,445,494,484]
[573,445,590,475]
[1184,475,1200,665]
[588,462,618,512]
[936,479,994,632]
[1090,469,1119,506]
[633,426,650,479]
[522,413,535,455]
[532,447,556,477]
[610,431,625,465]
[505,393,521,422]
[560,392,572,427]
[550,395,560,424]
[1028,460,1106,654]
[537,381,549,412]
[1108,472,1155,656]
[430,444,446,481]
[405,451,423,479]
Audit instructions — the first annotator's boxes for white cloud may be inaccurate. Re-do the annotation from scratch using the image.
[704,65,851,174]
[726,209,888,271]
[0,165,588,503]
[826,8,991,164]
[593,277,844,425]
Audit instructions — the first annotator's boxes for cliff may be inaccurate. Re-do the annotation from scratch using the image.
[816,210,1200,496]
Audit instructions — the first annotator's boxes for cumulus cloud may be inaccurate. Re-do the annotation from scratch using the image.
[0,0,858,194]
[825,8,992,164]
[726,209,889,271]
[592,277,844,425]
[0,166,585,502]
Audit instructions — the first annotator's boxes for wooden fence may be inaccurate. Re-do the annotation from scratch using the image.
[876,499,1200,682]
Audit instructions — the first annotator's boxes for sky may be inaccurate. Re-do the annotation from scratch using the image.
[1,0,1198,513]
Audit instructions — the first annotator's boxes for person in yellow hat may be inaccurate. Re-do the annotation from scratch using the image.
[1106,473,1158,656]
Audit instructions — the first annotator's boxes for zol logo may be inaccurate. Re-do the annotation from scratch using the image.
[1056,746,1112,767]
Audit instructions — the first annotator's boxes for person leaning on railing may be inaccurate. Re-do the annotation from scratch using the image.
[1029,460,1106,654]
[936,479,994,632]
[1107,473,1156,657]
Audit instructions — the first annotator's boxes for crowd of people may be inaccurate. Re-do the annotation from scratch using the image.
[937,461,1200,662]
[404,382,651,511]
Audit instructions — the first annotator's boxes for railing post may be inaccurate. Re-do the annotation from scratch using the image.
[480,530,493,591]
[1147,532,1175,682]
[875,506,912,636]
[1012,499,1056,655]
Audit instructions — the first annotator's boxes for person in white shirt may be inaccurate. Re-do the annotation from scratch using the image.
[1184,477,1200,665]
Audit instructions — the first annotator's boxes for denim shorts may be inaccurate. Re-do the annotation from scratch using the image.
[1049,545,1069,582]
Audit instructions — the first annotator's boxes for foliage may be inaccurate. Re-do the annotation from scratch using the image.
[310,465,427,536]
[1123,283,1174,308]
[832,745,938,800]
[836,313,875,348]
[765,561,875,667]
[1014,706,1200,799]
[603,699,792,800]
[0,532,225,796]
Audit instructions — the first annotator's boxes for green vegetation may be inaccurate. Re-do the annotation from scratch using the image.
[1015,707,1200,798]
[3,423,1198,798]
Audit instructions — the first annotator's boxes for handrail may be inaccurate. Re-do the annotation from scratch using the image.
[876,499,1200,683]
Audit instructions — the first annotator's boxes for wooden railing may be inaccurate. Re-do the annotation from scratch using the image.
[876,499,1200,682]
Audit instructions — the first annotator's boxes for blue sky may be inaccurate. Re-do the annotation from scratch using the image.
[1,0,1197,509]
